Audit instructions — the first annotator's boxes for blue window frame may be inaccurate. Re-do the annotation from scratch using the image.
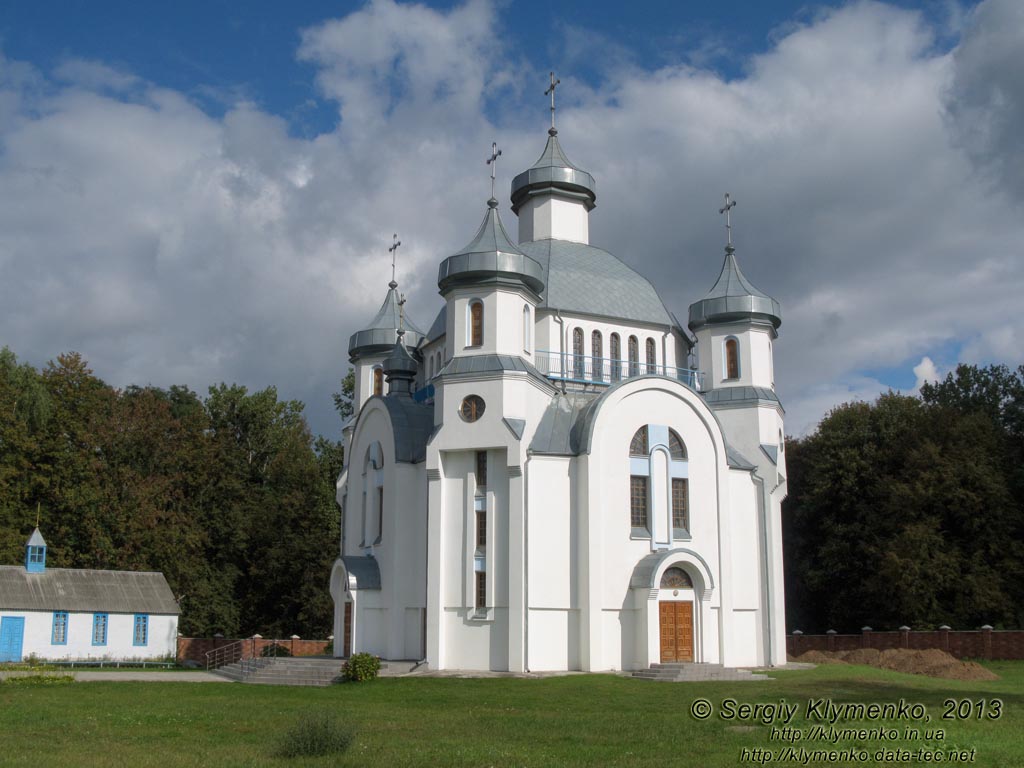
[52,611,68,645]
[133,614,149,646]
[92,613,108,646]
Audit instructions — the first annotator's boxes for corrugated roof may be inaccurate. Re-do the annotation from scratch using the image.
[0,567,180,614]
[519,239,681,328]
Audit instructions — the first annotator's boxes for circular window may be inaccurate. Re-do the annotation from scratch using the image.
[460,395,485,422]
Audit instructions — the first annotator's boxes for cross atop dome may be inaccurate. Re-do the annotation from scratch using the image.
[545,72,561,134]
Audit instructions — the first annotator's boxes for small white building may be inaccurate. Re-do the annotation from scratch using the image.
[330,109,787,672]
[0,529,180,662]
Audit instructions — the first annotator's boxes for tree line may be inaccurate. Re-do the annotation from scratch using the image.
[0,347,346,638]
[783,364,1024,632]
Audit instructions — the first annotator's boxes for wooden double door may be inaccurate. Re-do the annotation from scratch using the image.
[659,601,694,663]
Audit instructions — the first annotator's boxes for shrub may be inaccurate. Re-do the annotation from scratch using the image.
[260,643,291,658]
[3,674,74,686]
[342,652,381,682]
[274,712,355,759]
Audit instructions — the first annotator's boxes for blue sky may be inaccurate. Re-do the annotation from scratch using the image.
[1,0,1022,438]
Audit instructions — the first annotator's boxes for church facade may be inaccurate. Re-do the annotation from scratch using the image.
[330,110,787,672]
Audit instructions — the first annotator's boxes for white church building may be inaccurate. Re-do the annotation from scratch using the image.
[330,96,787,673]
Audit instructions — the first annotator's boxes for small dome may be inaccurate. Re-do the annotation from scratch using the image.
[437,198,545,295]
[383,338,418,378]
[688,246,781,331]
[348,284,425,361]
[510,129,596,214]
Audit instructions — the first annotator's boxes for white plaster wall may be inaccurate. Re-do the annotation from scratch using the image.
[728,472,761,612]
[517,196,590,244]
[7,610,177,661]
[694,323,775,390]
[445,287,536,358]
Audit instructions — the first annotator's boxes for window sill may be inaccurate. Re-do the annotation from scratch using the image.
[673,529,692,542]
[469,609,492,622]
[630,527,651,540]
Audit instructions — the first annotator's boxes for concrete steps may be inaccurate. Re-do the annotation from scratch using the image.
[631,662,770,682]
[212,657,345,686]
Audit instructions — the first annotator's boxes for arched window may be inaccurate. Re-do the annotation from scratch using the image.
[660,566,693,589]
[668,429,687,460]
[779,429,785,454]
[372,367,383,396]
[725,337,739,380]
[646,338,656,374]
[628,335,639,377]
[592,330,603,381]
[630,426,649,456]
[468,301,484,347]
[629,427,650,532]
[610,333,621,382]
[572,327,585,380]
[362,442,384,546]
[436,352,442,375]
[523,304,531,353]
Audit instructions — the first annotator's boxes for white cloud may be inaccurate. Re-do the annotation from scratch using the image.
[913,356,941,392]
[1,0,1023,438]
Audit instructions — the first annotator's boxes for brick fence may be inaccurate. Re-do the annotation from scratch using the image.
[787,626,1024,660]
[177,636,332,665]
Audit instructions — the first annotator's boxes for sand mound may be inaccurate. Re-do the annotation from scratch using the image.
[800,648,998,681]
[795,650,848,665]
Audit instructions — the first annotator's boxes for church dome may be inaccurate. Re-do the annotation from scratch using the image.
[348,283,425,362]
[688,246,781,332]
[510,129,596,215]
[437,198,545,295]
[383,337,418,378]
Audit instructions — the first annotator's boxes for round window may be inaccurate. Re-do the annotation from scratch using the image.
[460,395,485,422]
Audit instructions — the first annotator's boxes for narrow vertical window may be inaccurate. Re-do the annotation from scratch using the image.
[92,613,108,646]
[373,367,383,396]
[725,338,739,380]
[133,614,149,646]
[668,430,687,460]
[646,338,657,374]
[523,304,531,353]
[572,327,585,379]
[610,333,621,382]
[376,487,384,543]
[476,510,487,549]
[592,331,603,381]
[475,571,487,609]
[628,335,639,377]
[476,450,487,488]
[52,612,68,645]
[630,475,649,530]
[672,478,689,531]
[470,301,483,347]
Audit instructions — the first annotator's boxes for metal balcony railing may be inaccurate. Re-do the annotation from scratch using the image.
[535,350,703,390]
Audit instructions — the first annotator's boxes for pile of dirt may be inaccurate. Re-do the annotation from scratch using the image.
[795,648,998,681]
[794,650,848,665]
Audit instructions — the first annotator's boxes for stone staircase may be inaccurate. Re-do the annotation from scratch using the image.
[631,662,770,682]
[212,657,345,686]
[211,656,425,686]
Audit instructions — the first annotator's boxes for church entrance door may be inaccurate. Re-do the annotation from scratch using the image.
[659,601,693,663]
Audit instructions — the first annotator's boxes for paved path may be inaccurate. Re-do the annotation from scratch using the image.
[1,670,228,683]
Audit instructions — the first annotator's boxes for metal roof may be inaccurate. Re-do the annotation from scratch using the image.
[379,396,434,464]
[702,386,782,409]
[0,566,179,614]
[437,199,545,295]
[437,353,552,388]
[510,129,597,214]
[518,239,682,330]
[688,246,781,331]
[26,528,46,547]
[339,556,381,591]
[426,305,446,342]
[348,284,426,361]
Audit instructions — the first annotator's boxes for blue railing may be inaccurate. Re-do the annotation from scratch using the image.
[535,350,703,390]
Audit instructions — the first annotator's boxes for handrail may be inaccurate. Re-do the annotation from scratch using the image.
[535,350,703,390]
[203,636,315,676]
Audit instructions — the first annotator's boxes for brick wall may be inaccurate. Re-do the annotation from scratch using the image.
[787,627,1024,660]
[177,636,332,665]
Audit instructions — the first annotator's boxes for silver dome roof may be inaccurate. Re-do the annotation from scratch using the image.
[510,129,596,214]
[688,246,781,331]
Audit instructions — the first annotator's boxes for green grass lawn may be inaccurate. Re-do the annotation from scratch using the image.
[1,663,1021,767]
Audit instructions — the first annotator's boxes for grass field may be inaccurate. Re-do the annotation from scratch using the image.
[1,663,1021,767]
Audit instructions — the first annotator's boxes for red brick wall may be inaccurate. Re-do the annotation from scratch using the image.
[177,636,332,664]
[787,628,1024,660]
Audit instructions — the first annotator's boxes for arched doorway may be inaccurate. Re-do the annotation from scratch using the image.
[658,566,694,663]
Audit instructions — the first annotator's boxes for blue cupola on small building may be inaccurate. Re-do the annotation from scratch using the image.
[25,528,46,573]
